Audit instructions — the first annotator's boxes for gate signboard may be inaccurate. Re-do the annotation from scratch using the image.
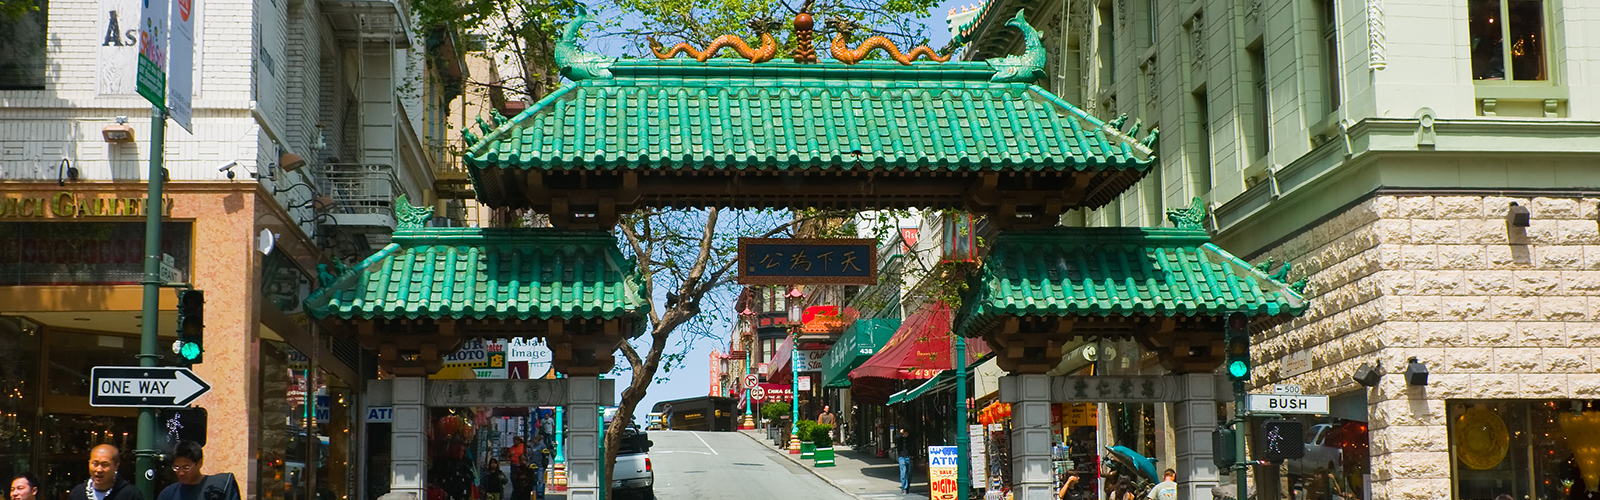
[737,238,877,285]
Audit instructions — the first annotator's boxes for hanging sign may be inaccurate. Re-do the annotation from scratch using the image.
[474,343,507,379]
[737,238,877,285]
[135,0,169,107]
[164,0,194,131]
[928,446,959,500]
[507,338,552,379]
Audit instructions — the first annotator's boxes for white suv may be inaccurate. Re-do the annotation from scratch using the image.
[611,427,654,499]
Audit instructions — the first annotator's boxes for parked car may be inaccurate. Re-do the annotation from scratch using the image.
[611,427,654,499]
[645,412,664,430]
[1287,423,1344,477]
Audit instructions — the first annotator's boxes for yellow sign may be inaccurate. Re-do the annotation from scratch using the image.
[0,191,173,218]
[1061,403,1098,427]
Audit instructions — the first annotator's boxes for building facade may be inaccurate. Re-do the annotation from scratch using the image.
[0,0,457,496]
[956,1,1600,499]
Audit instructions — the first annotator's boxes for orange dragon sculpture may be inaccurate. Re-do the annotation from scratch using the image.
[648,19,781,63]
[826,17,950,65]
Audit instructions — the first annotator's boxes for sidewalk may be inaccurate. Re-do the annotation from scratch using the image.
[737,429,926,500]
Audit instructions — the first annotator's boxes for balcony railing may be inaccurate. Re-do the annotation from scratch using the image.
[313,163,402,230]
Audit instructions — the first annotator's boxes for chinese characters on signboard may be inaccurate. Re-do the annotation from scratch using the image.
[738,238,877,285]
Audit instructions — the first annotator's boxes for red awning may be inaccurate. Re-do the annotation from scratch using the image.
[766,336,795,381]
[849,302,987,380]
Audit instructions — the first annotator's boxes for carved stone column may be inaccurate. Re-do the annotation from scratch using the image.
[564,376,603,500]
[1000,374,1054,500]
[389,377,428,500]
[1173,373,1221,500]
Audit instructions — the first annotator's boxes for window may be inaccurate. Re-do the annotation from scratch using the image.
[1319,0,1340,115]
[1448,400,1593,500]
[1098,0,1115,86]
[0,0,48,89]
[1191,90,1213,194]
[1469,0,1547,81]
[1147,0,1158,46]
[1249,46,1270,159]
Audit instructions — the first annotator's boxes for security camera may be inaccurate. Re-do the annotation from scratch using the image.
[218,161,240,180]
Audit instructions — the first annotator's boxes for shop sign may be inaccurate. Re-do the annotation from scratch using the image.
[797,375,811,391]
[968,425,987,485]
[0,191,174,218]
[315,395,330,424]
[1245,394,1330,415]
[751,383,792,403]
[737,238,877,285]
[442,338,494,368]
[1060,403,1098,427]
[507,338,552,379]
[473,342,507,379]
[928,446,959,500]
[0,221,192,285]
[797,349,826,371]
[365,406,393,423]
[1001,375,1182,403]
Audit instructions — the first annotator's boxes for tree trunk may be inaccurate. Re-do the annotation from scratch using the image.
[602,307,693,498]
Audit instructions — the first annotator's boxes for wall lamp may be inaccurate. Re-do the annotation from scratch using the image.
[103,116,135,143]
[279,152,308,172]
[1351,361,1383,387]
[1507,202,1531,227]
[1405,357,1430,386]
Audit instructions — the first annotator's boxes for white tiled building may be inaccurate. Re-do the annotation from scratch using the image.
[955,1,1600,500]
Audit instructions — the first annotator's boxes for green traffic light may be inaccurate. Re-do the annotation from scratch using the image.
[1228,360,1249,379]
[180,341,202,360]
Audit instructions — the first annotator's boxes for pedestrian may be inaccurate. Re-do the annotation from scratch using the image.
[69,444,143,500]
[1055,473,1080,500]
[816,406,837,442]
[508,437,530,500]
[1147,469,1177,500]
[539,412,556,449]
[525,430,549,500]
[895,428,913,494]
[10,472,40,500]
[157,441,242,500]
[482,459,505,500]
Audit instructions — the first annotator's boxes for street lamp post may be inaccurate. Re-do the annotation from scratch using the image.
[741,308,757,430]
[786,287,805,454]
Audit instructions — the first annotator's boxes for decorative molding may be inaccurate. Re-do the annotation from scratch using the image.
[1144,60,1158,110]
[1366,0,1386,70]
[1246,0,1263,26]
[1189,12,1205,77]
[1117,0,1128,28]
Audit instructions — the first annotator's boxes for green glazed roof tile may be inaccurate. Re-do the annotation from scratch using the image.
[464,59,1154,173]
[954,227,1307,337]
[305,228,647,327]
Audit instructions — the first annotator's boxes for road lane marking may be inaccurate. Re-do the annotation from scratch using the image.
[693,432,719,455]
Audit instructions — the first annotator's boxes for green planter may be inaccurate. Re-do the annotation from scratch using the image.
[813,447,835,467]
[800,441,815,459]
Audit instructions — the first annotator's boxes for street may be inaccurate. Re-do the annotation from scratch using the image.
[646,430,856,500]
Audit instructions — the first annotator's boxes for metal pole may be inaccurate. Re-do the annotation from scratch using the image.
[955,335,969,500]
[135,105,168,500]
[789,336,801,452]
[1234,380,1248,500]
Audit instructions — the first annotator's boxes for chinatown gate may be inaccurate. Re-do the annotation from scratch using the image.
[308,6,1305,500]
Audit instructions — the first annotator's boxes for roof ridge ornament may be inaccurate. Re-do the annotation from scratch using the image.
[793,1,818,63]
[648,18,781,63]
[394,194,435,230]
[555,6,616,80]
[987,10,1046,83]
[1166,196,1207,230]
[826,17,950,65]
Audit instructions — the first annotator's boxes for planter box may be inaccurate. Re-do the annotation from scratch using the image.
[800,441,816,459]
[813,447,835,467]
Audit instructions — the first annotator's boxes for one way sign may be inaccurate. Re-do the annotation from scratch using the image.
[91,367,213,408]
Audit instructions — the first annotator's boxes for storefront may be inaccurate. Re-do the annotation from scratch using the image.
[1448,399,1599,500]
[0,182,339,500]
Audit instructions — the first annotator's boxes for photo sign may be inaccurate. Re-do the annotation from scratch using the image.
[737,238,877,285]
[928,445,959,500]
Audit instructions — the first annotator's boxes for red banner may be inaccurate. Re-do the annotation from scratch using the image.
[751,383,793,403]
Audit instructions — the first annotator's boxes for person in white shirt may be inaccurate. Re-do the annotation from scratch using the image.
[1148,469,1178,500]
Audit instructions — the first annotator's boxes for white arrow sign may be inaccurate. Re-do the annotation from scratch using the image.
[1246,393,1330,415]
[91,367,212,407]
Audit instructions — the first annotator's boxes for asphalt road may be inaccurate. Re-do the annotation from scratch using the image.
[646,430,855,500]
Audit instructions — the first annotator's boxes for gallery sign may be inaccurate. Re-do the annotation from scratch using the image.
[0,192,174,218]
[737,238,877,285]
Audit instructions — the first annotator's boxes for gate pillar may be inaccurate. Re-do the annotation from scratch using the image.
[999,374,1054,500]
[1173,373,1221,500]
[565,375,603,500]
[390,376,428,499]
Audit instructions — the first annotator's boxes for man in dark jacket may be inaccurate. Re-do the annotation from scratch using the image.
[157,441,241,500]
[69,445,143,500]
[895,428,913,494]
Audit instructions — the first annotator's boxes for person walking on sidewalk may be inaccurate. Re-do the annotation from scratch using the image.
[895,428,913,494]
[817,406,837,443]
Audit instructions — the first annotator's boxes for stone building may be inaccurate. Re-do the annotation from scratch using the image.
[954,0,1600,499]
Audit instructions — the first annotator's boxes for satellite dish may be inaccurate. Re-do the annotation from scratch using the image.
[257,229,278,255]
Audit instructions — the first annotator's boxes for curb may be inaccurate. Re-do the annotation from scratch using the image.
[737,430,867,500]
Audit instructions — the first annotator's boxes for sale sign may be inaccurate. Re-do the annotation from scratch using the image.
[928,446,959,500]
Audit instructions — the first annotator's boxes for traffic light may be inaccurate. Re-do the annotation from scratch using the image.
[174,289,204,366]
[1212,426,1237,473]
[1225,312,1250,381]
[1255,419,1306,461]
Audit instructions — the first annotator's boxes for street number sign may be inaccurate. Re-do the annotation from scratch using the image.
[1246,393,1329,415]
[91,367,212,407]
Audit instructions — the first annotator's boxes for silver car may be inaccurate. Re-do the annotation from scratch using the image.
[610,427,654,499]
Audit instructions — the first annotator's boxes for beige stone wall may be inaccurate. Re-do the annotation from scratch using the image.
[1246,193,1600,500]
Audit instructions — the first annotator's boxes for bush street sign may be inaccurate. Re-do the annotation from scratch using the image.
[1245,393,1330,415]
[91,366,212,407]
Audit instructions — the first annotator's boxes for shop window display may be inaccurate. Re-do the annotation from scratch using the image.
[1449,400,1599,500]
[1283,417,1370,500]
[258,341,355,500]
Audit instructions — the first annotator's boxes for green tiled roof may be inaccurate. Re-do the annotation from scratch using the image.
[954,227,1307,337]
[463,59,1156,174]
[305,228,647,326]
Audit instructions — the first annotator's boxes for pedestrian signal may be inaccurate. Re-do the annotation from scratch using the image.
[1254,419,1306,461]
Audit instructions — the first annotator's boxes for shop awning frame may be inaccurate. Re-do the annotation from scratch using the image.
[820,318,900,388]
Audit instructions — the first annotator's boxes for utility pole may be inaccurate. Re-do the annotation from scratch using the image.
[954,334,970,500]
[135,105,168,500]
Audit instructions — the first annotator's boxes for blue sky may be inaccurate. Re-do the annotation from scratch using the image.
[586,0,975,59]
